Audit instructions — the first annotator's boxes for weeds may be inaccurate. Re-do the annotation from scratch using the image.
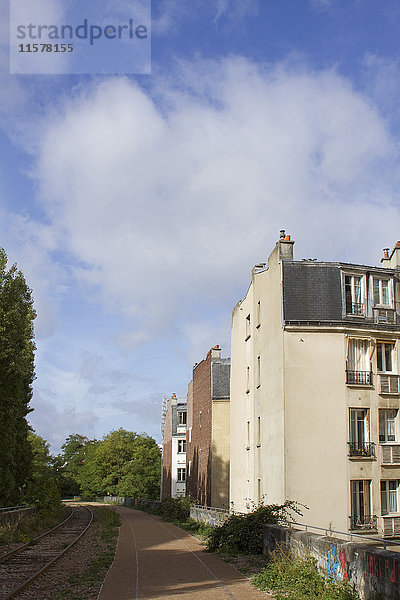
[0,506,66,546]
[253,549,358,600]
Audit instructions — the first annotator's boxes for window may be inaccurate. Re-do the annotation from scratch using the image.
[177,439,186,453]
[199,448,202,467]
[377,342,394,372]
[177,468,186,482]
[256,301,261,328]
[256,356,261,388]
[199,410,202,428]
[188,461,191,476]
[246,366,250,393]
[379,409,397,442]
[350,480,374,529]
[348,408,374,456]
[257,416,261,446]
[246,421,250,449]
[346,338,371,385]
[381,480,398,515]
[245,314,251,340]
[257,479,261,504]
[373,277,392,307]
[178,411,187,425]
[345,274,364,315]
[377,342,399,393]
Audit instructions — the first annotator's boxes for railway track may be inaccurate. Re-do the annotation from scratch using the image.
[0,505,93,600]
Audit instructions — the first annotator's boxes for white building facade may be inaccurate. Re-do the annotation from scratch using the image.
[230,232,400,537]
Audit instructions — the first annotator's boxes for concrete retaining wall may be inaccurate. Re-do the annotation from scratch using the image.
[263,524,400,600]
[190,506,228,526]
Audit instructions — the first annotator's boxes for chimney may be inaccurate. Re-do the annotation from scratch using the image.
[381,242,400,268]
[211,345,221,360]
[278,229,295,260]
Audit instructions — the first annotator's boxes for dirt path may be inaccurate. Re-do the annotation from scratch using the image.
[98,507,270,600]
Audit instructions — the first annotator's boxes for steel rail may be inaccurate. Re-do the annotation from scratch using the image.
[1,505,94,600]
[0,506,75,564]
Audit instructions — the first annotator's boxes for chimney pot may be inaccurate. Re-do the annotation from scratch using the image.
[280,229,286,239]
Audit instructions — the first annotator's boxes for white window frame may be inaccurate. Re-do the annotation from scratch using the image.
[178,411,187,425]
[372,276,393,308]
[351,480,372,525]
[349,408,370,444]
[379,409,397,443]
[343,272,366,316]
[177,439,186,454]
[377,342,395,373]
[381,480,398,515]
[177,467,186,482]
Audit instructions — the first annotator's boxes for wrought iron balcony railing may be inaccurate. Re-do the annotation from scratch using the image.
[346,370,372,385]
[349,514,377,531]
[348,442,375,458]
[346,302,365,316]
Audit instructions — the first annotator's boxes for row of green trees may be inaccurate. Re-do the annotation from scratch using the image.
[54,429,161,500]
[0,247,161,508]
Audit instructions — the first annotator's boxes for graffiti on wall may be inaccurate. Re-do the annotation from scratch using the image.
[365,552,400,583]
[326,544,349,581]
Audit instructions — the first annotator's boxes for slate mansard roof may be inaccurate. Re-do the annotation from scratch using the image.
[282,260,400,330]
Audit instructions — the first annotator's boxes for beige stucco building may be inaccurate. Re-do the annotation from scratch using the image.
[230,232,400,537]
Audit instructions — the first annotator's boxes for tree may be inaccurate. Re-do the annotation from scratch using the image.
[25,432,60,511]
[0,249,36,505]
[76,429,161,499]
[55,434,98,497]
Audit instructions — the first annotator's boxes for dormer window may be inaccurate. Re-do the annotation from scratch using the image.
[372,277,393,307]
[344,274,365,316]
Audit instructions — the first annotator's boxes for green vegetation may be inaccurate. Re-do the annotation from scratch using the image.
[51,507,121,600]
[25,433,61,512]
[0,248,36,506]
[207,501,303,555]
[253,552,359,600]
[70,429,161,498]
[0,505,68,545]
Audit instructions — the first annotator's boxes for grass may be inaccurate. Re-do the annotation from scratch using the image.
[0,505,66,546]
[50,506,121,600]
[253,549,359,600]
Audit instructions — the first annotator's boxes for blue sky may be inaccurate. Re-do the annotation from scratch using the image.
[2,0,400,452]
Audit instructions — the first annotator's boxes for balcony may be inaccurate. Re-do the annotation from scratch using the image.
[347,302,365,316]
[349,514,377,531]
[348,442,375,458]
[379,374,399,395]
[381,444,400,465]
[346,370,372,386]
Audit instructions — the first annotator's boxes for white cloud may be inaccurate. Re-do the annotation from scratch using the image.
[152,0,259,35]
[32,58,399,353]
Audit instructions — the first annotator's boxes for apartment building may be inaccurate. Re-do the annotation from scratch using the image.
[230,232,400,537]
[186,346,231,508]
[161,394,187,499]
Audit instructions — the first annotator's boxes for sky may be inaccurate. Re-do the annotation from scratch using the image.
[2,0,400,453]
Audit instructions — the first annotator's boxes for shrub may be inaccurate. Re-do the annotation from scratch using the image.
[253,552,358,600]
[159,496,194,522]
[207,500,304,555]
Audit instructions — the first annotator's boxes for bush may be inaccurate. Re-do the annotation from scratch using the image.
[207,501,303,555]
[159,497,194,522]
[253,552,358,600]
